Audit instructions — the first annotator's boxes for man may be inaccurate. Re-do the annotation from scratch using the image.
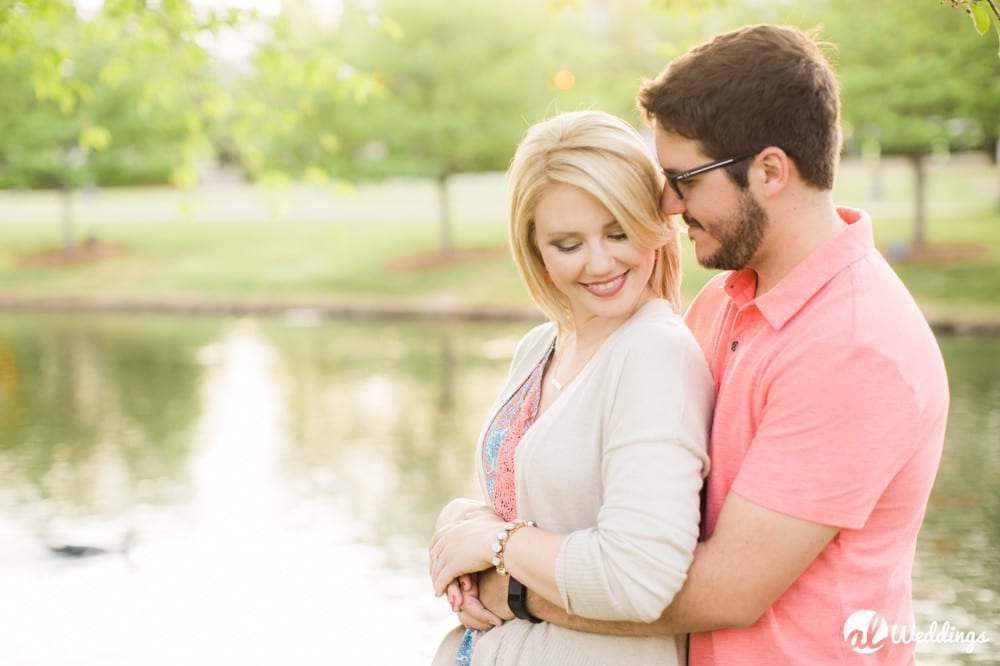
[448,24,949,664]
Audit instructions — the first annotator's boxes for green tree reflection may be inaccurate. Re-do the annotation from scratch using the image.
[0,313,221,514]
[263,318,531,555]
[914,337,1000,663]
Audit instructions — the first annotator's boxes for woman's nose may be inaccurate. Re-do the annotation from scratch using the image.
[586,242,616,275]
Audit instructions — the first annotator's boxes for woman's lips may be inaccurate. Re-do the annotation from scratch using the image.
[582,271,628,297]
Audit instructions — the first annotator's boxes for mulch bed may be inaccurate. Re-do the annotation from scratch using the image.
[19,241,127,267]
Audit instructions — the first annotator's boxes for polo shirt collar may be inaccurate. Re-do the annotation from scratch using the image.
[722,207,873,330]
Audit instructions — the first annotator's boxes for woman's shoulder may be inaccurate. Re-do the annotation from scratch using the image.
[602,299,708,373]
[510,320,556,366]
[616,299,693,346]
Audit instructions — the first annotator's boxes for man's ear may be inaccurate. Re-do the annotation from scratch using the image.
[756,146,790,199]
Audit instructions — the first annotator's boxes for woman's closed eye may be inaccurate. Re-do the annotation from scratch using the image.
[553,241,582,253]
[552,231,628,252]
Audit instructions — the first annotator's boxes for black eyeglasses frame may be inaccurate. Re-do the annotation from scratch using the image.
[664,150,760,200]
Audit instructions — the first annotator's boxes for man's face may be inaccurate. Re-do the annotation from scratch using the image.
[654,128,769,271]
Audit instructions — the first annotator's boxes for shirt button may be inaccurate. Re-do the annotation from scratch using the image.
[731,341,739,351]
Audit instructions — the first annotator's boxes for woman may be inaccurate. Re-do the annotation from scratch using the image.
[429,110,713,665]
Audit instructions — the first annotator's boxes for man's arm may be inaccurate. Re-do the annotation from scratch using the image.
[477,492,838,636]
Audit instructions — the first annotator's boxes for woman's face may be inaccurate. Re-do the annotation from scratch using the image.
[533,183,656,331]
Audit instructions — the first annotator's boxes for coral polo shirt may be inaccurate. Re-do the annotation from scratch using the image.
[684,208,949,665]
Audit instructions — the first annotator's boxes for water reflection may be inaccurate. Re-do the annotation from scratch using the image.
[913,337,1000,665]
[0,314,215,519]
[263,318,525,559]
[190,321,286,535]
[0,313,995,663]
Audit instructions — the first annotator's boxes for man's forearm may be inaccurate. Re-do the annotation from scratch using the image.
[475,554,697,637]
[526,591,668,636]
[525,493,839,636]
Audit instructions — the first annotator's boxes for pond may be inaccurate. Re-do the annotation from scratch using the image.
[0,312,996,664]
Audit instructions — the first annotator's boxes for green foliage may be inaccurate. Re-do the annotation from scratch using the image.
[0,1,249,189]
[227,0,679,183]
[945,0,1000,57]
[293,0,558,181]
[789,0,999,158]
[220,4,380,183]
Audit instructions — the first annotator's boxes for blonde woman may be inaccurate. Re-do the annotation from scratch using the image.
[428,110,713,666]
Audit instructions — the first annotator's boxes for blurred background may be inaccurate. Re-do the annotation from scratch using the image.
[0,0,997,663]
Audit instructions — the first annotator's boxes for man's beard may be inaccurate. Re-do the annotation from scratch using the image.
[686,191,768,271]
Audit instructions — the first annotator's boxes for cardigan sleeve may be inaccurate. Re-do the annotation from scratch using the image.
[554,317,713,622]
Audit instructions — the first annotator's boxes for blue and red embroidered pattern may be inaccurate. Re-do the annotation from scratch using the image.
[453,343,552,666]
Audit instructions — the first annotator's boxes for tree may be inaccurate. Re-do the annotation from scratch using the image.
[794,0,1000,246]
[232,0,682,257]
[328,0,560,257]
[0,1,243,255]
[944,0,1000,57]
[219,0,383,186]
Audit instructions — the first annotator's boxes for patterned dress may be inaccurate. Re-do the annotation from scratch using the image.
[453,343,553,666]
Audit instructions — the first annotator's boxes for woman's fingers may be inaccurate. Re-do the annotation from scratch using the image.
[430,551,450,595]
[437,498,491,529]
[446,579,463,612]
[433,560,457,596]
[430,510,507,595]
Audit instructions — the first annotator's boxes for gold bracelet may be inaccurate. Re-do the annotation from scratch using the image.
[491,519,535,575]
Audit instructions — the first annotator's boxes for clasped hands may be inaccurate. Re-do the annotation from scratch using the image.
[429,498,513,631]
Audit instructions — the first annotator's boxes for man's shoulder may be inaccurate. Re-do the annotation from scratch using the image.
[801,249,933,344]
[683,272,733,339]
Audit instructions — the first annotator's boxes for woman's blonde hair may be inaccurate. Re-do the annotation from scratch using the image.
[507,110,682,333]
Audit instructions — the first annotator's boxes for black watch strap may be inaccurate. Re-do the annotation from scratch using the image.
[507,576,543,623]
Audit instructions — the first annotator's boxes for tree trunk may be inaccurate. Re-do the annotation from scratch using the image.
[910,154,928,249]
[437,172,454,258]
[862,138,882,200]
[438,330,454,411]
[60,186,77,257]
[994,136,1000,212]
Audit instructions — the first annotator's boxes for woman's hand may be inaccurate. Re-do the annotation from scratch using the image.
[429,508,505,596]
[435,497,490,530]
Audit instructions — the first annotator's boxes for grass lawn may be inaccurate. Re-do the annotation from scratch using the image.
[0,155,997,322]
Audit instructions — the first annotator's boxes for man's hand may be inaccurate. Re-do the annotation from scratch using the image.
[474,567,513,620]
[448,574,506,631]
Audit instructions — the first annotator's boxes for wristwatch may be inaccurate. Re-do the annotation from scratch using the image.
[507,576,543,623]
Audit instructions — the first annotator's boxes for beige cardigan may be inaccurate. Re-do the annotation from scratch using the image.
[433,299,714,666]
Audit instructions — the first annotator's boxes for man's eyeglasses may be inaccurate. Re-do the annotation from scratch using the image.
[664,151,759,200]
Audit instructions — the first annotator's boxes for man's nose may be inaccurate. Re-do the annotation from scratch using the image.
[660,180,686,216]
